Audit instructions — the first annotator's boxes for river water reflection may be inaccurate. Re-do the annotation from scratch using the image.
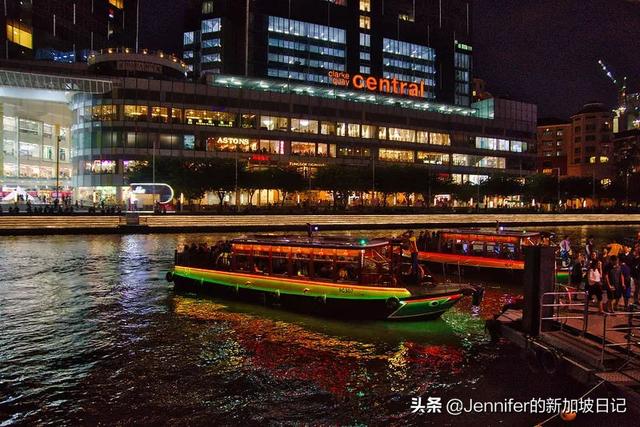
[0,226,638,425]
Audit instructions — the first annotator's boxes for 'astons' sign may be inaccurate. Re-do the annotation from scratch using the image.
[328,71,426,98]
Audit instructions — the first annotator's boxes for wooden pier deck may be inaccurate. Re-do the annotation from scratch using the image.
[493,303,640,405]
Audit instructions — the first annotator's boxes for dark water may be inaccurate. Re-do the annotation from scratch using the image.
[1,226,639,426]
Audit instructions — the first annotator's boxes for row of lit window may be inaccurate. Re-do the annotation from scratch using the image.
[202,18,222,34]
[3,117,69,140]
[268,53,345,71]
[268,38,345,58]
[2,164,71,179]
[383,38,435,61]
[267,68,332,83]
[383,57,436,74]
[454,52,471,69]
[2,140,68,161]
[268,16,346,44]
[89,106,457,146]
[475,137,528,153]
[382,72,436,91]
[202,53,221,63]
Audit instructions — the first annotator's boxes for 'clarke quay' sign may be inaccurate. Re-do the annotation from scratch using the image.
[328,71,426,98]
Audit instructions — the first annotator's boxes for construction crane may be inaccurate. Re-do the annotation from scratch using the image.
[598,59,628,109]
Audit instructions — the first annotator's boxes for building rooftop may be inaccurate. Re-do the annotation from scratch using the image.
[207,74,481,119]
[573,102,610,116]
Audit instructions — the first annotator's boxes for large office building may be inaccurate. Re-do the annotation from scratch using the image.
[182,0,473,107]
[1,49,535,206]
[2,0,137,63]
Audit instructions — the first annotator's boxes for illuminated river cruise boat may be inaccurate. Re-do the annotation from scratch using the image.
[415,229,570,283]
[166,235,473,320]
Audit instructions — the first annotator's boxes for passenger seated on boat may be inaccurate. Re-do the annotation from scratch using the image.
[338,267,349,281]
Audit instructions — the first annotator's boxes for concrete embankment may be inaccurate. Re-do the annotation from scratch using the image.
[0,213,639,235]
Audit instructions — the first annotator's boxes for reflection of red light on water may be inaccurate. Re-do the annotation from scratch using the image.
[174,298,470,398]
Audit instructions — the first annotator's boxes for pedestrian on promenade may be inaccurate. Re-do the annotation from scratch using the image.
[569,253,585,291]
[585,236,596,258]
[587,260,604,314]
[604,255,625,312]
[606,240,623,257]
[559,235,571,267]
[621,258,632,311]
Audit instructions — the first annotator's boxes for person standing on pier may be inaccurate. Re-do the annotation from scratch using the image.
[604,256,625,312]
[587,260,604,314]
[569,254,585,291]
[559,235,571,267]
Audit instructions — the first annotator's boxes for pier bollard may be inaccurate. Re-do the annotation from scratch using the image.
[522,246,555,336]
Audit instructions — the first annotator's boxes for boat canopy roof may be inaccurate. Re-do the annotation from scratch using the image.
[231,235,391,250]
[439,229,541,244]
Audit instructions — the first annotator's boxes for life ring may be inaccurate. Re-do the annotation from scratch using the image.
[523,347,541,373]
[539,348,562,375]
[165,271,174,282]
[386,297,401,311]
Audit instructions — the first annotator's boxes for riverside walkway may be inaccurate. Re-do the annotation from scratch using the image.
[1,213,640,235]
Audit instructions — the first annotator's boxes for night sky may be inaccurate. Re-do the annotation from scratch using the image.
[139,0,640,119]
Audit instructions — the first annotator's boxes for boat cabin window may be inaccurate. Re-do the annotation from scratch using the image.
[230,243,363,284]
[313,254,334,280]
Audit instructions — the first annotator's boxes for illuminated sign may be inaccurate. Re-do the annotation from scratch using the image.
[289,161,326,167]
[328,71,425,98]
[250,154,271,162]
[129,183,175,205]
[217,137,249,146]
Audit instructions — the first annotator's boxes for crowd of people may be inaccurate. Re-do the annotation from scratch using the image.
[565,233,640,314]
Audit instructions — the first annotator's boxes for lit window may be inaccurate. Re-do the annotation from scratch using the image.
[123,105,148,121]
[290,119,319,134]
[202,18,222,33]
[379,149,414,163]
[108,0,124,9]
[359,33,370,47]
[151,107,169,123]
[388,128,415,142]
[361,125,375,139]
[417,152,449,165]
[291,142,317,156]
[6,20,33,49]
[359,0,371,12]
[260,115,288,131]
[359,66,370,74]
[183,32,194,45]
[202,0,214,14]
[359,15,371,30]
[321,121,337,135]
[430,133,451,146]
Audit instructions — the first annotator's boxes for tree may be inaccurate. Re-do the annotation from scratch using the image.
[479,173,524,198]
[524,174,557,204]
[313,165,368,209]
[200,159,237,208]
[128,158,210,207]
[271,167,307,206]
[558,176,593,200]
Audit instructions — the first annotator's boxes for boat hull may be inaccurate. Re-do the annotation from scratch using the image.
[168,266,463,321]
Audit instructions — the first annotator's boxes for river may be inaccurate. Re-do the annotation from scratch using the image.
[0,225,638,426]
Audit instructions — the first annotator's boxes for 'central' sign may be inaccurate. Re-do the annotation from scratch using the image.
[328,71,425,98]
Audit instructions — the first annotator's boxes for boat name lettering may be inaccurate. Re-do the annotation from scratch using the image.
[338,287,354,294]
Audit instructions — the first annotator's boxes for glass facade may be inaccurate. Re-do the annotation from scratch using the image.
[267,16,347,84]
[382,38,436,99]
